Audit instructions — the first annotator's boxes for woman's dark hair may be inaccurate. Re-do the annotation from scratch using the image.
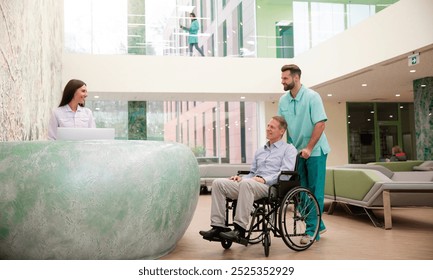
[190,12,196,17]
[59,79,86,107]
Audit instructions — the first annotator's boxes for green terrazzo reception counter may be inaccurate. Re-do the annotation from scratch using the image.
[0,140,200,259]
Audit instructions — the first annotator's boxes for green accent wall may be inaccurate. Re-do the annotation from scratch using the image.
[128,101,147,140]
[414,77,433,160]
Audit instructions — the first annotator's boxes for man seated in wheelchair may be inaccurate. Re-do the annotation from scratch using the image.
[199,116,297,243]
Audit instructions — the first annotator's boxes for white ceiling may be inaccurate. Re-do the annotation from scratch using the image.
[313,44,433,103]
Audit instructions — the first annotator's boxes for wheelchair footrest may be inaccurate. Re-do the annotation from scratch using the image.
[202,236,222,242]
[203,234,248,246]
[237,237,249,246]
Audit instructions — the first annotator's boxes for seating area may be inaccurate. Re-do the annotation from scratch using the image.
[325,163,433,229]
[412,160,433,171]
[366,160,425,172]
[198,161,433,230]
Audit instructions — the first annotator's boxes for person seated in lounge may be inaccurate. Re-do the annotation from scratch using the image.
[199,116,297,242]
[389,145,407,161]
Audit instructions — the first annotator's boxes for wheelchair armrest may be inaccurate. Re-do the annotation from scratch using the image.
[280,170,298,176]
[237,170,250,175]
[278,170,298,182]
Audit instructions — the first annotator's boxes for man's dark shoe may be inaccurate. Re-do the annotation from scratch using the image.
[199,227,229,239]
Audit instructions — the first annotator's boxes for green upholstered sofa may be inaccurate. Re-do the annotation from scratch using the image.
[325,164,433,229]
[367,160,424,172]
[413,161,433,171]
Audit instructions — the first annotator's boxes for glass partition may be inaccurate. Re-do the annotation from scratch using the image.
[86,99,258,164]
[347,103,376,163]
[64,0,399,58]
[347,102,414,163]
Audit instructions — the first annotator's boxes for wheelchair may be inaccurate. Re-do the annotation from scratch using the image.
[202,168,321,257]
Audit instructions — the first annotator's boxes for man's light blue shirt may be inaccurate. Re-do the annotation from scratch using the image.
[278,85,330,156]
[244,139,297,186]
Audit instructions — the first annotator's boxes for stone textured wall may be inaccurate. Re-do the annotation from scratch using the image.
[0,1,63,141]
[414,77,433,160]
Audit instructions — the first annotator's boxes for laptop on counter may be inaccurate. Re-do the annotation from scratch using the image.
[56,127,115,140]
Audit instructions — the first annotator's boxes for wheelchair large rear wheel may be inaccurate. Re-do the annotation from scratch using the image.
[278,187,321,251]
[263,231,271,257]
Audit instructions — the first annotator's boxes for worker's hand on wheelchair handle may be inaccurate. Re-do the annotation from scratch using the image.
[300,148,311,159]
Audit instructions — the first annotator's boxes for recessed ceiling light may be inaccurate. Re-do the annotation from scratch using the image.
[395,94,400,97]
[389,115,393,118]
[367,118,371,122]
[94,95,100,99]
[95,108,100,111]
[400,106,404,109]
[362,83,367,87]
[370,111,374,114]
[327,94,333,97]
[348,121,351,124]
[410,69,416,73]
[240,96,246,99]
[421,84,426,87]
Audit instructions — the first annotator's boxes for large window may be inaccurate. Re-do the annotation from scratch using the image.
[347,102,415,163]
[86,100,259,164]
[64,0,127,54]
[64,0,398,58]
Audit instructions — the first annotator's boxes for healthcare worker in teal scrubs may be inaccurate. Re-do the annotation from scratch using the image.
[278,64,330,245]
[180,12,205,56]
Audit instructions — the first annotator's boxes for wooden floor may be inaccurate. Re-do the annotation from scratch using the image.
[160,194,433,260]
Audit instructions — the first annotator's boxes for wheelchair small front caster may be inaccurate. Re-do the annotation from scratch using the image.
[221,239,232,249]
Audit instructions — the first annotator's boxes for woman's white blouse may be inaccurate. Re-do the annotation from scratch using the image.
[48,104,96,140]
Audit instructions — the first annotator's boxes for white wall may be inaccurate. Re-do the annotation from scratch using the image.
[62,54,289,102]
[295,0,433,86]
[263,100,348,167]
[323,101,348,166]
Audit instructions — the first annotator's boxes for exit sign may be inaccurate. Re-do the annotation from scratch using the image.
[408,53,420,66]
